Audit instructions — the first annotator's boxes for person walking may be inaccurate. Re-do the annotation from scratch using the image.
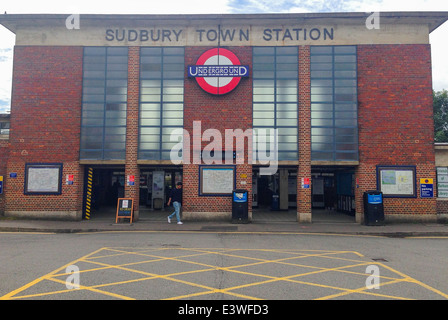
[167,182,183,225]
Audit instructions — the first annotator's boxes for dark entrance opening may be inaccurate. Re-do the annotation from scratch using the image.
[139,166,182,221]
[311,166,356,223]
[252,166,297,222]
[82,166,125,219]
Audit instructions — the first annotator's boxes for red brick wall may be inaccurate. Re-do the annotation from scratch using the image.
[0,139,9,214]
[125,47,140,218]
[297,46,312,221]
[5,46,84,217]
[356,44,436,217]
[183,47,253,216]
[437,200,448,216]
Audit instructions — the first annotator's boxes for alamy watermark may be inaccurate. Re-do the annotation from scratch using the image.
[65,265,80,290]
[170,121,278,175]
[366,12,380,30]
[66,14,80,30]
[365,265,381,290]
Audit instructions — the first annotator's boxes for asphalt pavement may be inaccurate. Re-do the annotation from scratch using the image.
[1,215,448,237]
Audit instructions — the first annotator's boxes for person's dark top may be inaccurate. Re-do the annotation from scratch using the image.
[169,187,182,204]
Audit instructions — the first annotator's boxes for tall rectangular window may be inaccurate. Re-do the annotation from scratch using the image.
[139,47,184,160]
[310,46,358,161]
[80,47,128,160]
[253,47,298,161]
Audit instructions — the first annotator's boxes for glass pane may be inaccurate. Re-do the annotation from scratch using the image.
[140,127,160,135]
[278,135,297,143]
[254,47,275,55]
[311,70,333,78]
[334,55,356,63]
[312,119,333,126]
[334,46,356,54]
[311,111,333,119]
[277,104,296,112]
[80,150,103,159]
[277,47,297,55]
[311,94,333,102]
[277,56,297,63]
[312,127,333,136]
[139,151,160,160]
[140,104,161,112]
[311,87,333,95]
[141,47,162,55]
[311,63,333,71]
[254,94,275,102]
[312,135,333,143]
[311,46,332,54]
[253,118,275,126]
[311,56,332,63]
[140,142,160,150]
[103,150,125,159]
[84,47,106,55]
[162,119,183,126]
[311,151,333,161]
[253,56,275,63]
[335,152,358,161]
[140,134,160,143]
[253,79,275,88]
[140,118,160,126]
[312,143,333,151]
[254,111,275,119]
[278,152,298,161]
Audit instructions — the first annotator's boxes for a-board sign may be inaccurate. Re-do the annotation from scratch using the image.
[116,198,133,224]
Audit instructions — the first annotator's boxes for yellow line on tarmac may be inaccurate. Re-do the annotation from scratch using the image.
[0,247,105,300]
[0,232,55,235]
[316,278,410,300]
[379,261,448,299]
[406,236,448,239]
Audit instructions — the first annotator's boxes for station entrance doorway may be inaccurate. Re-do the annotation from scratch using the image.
[82,166,125,220]
[139,166,182,220]
[311,166,356,223]
[252,167,297,222]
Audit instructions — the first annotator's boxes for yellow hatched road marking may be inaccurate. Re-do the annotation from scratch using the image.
[2,247,447,300]
[0,247,105,300]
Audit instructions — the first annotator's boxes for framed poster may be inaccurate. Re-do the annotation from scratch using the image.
[436,167,448,198]
[24,163,63,195]
[376,165,416,198]
[199,165,235,196]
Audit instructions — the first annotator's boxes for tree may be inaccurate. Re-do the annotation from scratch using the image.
[434,89,448,142]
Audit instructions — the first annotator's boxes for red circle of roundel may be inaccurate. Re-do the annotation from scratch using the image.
[194,48,243,95]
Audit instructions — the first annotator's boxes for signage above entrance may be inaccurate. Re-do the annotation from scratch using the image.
[188,48,249,95]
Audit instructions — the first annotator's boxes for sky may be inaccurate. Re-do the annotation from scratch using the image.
[0,0,448,113]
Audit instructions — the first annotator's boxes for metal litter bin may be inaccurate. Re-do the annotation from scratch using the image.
[363,190,384,226]
[232,189,249,223]
[271,194,279,211]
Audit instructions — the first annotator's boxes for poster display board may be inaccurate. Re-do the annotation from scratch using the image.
[115,198,133,223]
[199,166,235,196]
[437,167,448,198]
[24,163,63,195]
[376,165,416,198]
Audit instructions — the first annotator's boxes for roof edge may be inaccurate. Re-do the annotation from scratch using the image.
[1,11,447,34]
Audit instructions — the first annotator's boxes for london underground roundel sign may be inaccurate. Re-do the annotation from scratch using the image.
[188,48,249,95]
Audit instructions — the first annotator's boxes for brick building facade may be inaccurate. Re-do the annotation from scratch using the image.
[0,12,447,223]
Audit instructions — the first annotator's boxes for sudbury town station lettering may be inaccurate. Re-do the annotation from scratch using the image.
[105,27,334,42]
